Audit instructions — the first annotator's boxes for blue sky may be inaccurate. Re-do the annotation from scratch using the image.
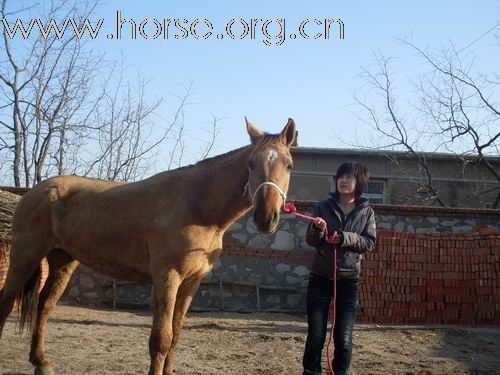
[37,1,500,164]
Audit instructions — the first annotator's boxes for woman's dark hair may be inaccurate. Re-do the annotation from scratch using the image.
[334,161,369,199]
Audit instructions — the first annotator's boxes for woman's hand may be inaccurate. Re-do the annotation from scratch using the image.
[313,217,327,231]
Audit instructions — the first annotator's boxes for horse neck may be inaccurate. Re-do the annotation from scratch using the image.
[194,146,253,230]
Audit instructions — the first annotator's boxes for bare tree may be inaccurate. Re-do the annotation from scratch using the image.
[0,0,100,186]
[409,41,500,207]
[354,41,500,208]
[79,61,162,181]
[166,101,223,170]
[198,114,223,160]
[0,0,222,186]
[354,53,447,206]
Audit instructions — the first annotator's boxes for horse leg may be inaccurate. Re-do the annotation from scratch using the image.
[0,263,38,338]
[163,276,202,375]
[148,270,181,375]
[29,249,79,375]
[0,265,36,337]
[0,238,48,339]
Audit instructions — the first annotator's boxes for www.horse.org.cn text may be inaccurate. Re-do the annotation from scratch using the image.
[1,11,345,46]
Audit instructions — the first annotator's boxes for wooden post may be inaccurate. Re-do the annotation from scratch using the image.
[256,283,261,312]
[112,279,117,310]
[219,278,225,311]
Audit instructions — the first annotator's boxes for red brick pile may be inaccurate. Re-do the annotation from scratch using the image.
[358,230,500,325]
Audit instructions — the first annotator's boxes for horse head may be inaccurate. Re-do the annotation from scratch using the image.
[245,117,297,234]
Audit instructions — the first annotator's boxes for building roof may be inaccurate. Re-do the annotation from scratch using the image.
[291,147,500,163]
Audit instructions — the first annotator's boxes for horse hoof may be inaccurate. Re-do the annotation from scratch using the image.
[34,366,55,375]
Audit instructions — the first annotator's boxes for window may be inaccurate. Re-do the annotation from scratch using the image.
[366,196,385,204]
[364,180,386,204]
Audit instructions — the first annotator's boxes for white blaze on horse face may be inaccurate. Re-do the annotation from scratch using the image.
[267,148,279,167]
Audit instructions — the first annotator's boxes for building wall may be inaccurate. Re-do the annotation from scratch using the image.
[289,148,500,208]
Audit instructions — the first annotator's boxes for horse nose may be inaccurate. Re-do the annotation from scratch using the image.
[266,211,280,233]
[272,211,279,227]
[253,210,279,233]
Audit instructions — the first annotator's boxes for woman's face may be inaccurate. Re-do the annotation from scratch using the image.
[337,173,357,196]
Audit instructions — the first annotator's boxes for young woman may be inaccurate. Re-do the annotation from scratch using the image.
[302,161,377,375]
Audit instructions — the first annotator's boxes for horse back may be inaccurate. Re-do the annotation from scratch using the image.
[11,173,221,282]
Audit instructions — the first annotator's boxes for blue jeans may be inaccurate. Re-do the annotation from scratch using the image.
[303,274,359,375]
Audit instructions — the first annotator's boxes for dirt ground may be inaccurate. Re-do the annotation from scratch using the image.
[1,304,499,375]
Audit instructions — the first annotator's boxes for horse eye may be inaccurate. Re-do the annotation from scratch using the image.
[287,164,293,171]
[249,160,255,170]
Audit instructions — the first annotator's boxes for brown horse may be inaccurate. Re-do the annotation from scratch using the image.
[0,118,297,375]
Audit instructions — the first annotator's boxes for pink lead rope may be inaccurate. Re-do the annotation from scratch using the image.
[282,202,338,375]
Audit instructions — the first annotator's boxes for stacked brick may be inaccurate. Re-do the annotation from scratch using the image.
[358,230,500,325]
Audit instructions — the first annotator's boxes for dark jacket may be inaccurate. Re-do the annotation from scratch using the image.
[306,192,376,279]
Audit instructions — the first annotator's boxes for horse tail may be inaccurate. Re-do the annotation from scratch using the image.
[17,264,41,335]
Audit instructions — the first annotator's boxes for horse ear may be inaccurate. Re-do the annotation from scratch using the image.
[245,117,262,144]
[280,118,297,147]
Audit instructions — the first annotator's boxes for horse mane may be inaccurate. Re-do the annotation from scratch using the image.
[172,133,283,172]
